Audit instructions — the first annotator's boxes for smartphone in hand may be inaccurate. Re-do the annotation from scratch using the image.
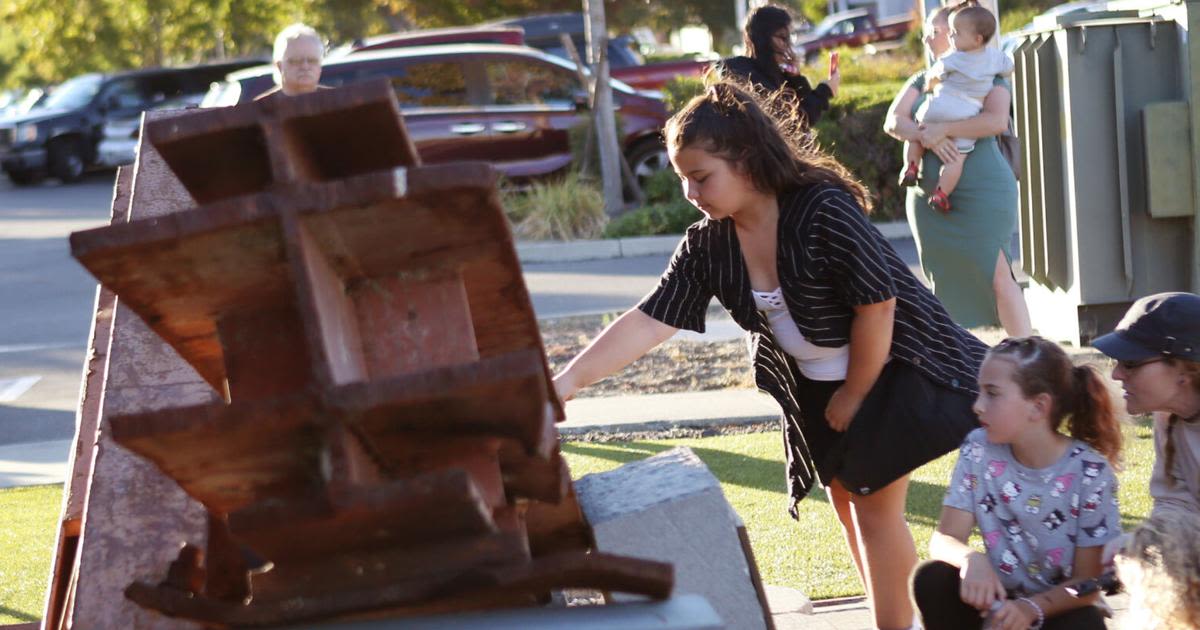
[829,51,839,79]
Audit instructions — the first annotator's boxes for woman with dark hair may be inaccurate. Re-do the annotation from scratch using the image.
[553,81,985,630]
[716,5,839,127]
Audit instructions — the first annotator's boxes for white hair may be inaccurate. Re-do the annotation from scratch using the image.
[272,23,323,62]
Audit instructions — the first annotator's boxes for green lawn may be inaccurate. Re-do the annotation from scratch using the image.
[0,420,1155,624]
[561,419,1157,599]
[1,484,62,625]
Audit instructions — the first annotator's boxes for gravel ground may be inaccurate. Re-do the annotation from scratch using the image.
[540,311,756,398]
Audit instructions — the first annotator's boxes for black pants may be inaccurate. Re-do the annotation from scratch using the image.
[911,560,1107,630]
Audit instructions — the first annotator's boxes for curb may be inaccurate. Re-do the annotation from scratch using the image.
[517,221,912,264]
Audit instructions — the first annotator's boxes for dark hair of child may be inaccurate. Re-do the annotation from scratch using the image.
[665,81,872,212]
[988,336,1124,466]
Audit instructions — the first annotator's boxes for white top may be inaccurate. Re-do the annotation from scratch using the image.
[752,287,849,381]
[929,46,1013,105]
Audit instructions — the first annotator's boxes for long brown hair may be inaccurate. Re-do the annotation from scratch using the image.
[989,337,1123,466]
[1162,358,1200,486]
[665,80,873,212]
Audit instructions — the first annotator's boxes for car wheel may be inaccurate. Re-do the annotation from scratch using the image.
[49,139,86,183]
[5,167,43,186]
[627,137,669,192]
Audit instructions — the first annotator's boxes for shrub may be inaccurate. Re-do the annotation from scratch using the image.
[813,80,908,221]
[568,113,627,179]
[812,45,921,85]
[603,200,699,238]
[603,168,700,238]
[510,172,608,240]
[662,74,707,115]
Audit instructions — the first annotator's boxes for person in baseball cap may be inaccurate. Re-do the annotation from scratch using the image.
[1093,292,1200,520]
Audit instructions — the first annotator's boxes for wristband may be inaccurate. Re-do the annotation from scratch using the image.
[1016,596,1044,630]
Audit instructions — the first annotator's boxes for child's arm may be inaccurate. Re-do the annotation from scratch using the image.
[825,298,894,431]
[553,308,678,401]
[988,546,1104,629]
[929,506,1007,611]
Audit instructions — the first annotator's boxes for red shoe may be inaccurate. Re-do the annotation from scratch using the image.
[899,161,919,187]
[929,188,952,213]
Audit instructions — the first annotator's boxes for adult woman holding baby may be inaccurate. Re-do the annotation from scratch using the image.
[884,3,1031,336]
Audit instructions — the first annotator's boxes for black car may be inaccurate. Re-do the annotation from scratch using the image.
[0,59,263,185]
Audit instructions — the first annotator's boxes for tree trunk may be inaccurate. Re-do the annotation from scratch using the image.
[584,0,624,215]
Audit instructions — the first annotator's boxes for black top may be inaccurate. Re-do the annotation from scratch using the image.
[715,56,833,126]
[637,184,988,511]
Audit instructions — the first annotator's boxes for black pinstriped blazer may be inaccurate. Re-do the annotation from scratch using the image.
[637,184,988,514]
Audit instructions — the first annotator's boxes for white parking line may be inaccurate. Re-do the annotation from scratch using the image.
[0,375,41,402]
[0,342,80,354]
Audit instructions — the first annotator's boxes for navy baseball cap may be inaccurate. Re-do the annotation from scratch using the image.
[1092,292,1200,362]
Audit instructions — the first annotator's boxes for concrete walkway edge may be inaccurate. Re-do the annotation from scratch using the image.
[517,221,912,263]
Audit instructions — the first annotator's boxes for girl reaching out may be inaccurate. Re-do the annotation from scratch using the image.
[554,81,987,630]
[913,337,1124,630]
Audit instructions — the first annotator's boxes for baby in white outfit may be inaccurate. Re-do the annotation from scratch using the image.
[900,6,1013,213]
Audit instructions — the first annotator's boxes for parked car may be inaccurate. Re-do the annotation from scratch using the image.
[795,9,913,63]
[488,12,710,91]
[95,92,206,168]
[328,26,525,59]
[0,59,263,185]
[204,44,670,184]
[0,87,46,119]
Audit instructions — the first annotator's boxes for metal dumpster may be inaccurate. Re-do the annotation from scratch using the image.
[1010,0,1197,344]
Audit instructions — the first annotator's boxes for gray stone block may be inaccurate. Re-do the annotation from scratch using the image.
[576,447,774,630]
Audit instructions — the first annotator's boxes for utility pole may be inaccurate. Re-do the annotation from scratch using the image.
[584,0,624,215]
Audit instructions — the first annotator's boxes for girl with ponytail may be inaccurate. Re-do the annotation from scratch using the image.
[556,81,990,630]
[913,336,1122,630]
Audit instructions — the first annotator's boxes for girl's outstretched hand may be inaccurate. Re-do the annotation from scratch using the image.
[553,373,577,403]
[824,385,863,432]
[959,552,1006,611]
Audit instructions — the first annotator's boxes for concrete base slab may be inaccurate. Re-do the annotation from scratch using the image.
[306,593,723,629]
[576,447,773,630]
[765,585,814,615]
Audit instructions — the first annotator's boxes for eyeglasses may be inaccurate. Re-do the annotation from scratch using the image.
[1117,357,1165,371]
[284,57,321,68]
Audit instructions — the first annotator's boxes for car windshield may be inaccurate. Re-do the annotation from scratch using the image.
[43,74,103,110]
[811,15,848,36]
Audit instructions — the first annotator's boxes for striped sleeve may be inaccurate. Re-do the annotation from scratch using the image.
[808,188,897,306]
[636,227,712,333]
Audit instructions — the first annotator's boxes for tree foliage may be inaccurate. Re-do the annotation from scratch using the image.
[0,0,757,89]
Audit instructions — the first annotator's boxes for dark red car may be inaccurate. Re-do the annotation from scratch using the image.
[204,44,669,183]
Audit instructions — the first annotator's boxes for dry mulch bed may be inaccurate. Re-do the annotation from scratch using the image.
[539,312,756,398]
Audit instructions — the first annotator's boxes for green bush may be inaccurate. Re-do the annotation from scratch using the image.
[603,168,700,238]
[813,80,908,221]
[813,45,921,85]
[661,74,707,115]
[568,113,629,180]
[509,172,608,240]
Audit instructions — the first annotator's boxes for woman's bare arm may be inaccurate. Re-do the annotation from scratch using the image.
[883,85,923,142]
[553,308,679,401]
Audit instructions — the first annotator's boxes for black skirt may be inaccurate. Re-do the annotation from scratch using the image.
[794,359,978,495]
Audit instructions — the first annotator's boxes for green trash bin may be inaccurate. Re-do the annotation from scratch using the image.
[1010,0,1197,344]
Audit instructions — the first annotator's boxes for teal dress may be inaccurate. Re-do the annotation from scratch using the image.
[905,71,1017,329]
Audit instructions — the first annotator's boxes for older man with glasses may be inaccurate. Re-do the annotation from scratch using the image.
[257,23,326,100]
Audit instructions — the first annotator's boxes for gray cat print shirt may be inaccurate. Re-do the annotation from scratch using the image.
[944,428,1121,595]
